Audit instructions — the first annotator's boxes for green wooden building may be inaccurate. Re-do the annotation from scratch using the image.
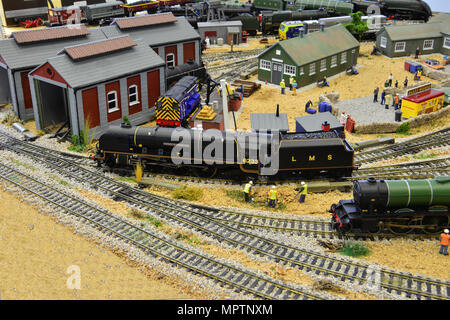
[257,24,359,87]
[375,14,450,58]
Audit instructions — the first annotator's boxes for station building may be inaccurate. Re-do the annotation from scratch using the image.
[29,36,165,139]
[0,25,106,120]
[101,13,202,69]
[257,24,359,87]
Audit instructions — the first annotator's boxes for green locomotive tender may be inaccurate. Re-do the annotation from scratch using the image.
[331,177,450,234]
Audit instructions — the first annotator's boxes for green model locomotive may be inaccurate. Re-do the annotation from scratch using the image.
[331,177,450,234]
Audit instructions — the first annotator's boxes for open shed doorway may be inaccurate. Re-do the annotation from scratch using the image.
[0,67,11,104]
[37,80,70,131]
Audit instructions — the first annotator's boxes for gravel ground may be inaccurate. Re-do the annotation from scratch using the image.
[0,152,420,300]
[0,151,344,300]
[334,95,400,125]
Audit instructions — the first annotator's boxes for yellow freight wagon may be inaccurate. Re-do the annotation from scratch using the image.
[401,83,445,119]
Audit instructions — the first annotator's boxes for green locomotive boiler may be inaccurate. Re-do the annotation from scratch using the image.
[331,177,450,234]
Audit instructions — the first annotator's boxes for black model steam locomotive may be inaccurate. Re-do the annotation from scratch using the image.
[331,177,450,234]
[94,125,355,180]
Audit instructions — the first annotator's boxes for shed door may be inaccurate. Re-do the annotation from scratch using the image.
[271,62,283,85]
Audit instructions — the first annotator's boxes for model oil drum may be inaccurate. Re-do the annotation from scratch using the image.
[354,177,450,209]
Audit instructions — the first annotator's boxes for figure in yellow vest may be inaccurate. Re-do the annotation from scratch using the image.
[267,185,278,208]
[243,181,253,202]
[280,79,286,95]
[296,181,308,203]
[289,76,294,91]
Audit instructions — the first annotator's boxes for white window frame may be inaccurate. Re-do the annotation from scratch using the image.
[260,59,271,71]
[331,55,337,67]
[341,52,347,64]
[394,41,406,52]
[423,39,434,50]
[309,63,316,75]
[166,53,175,68]
[276,49,281,55]
[444,36,450,49]
[107,91,119,113]
[380,36,387,48]
[299,67,304,75]
[128,85,139,106]
[320,59,327,71]
[284,64,296,76]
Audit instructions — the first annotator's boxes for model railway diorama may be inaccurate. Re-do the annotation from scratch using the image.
[0,0,448,303]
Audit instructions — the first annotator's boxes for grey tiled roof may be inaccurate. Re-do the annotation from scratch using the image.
[0,28,106,71]
[100,16,200,47]
[251,113,289,132]
[39,39,164,89]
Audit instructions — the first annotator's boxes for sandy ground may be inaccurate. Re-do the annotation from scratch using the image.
[234,44,445,134]
[0,189,202,300]
[364,239,450,281]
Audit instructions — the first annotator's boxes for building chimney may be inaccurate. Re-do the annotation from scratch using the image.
[320,23,324,32]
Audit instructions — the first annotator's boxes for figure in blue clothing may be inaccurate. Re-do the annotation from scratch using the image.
[380,89,386,105]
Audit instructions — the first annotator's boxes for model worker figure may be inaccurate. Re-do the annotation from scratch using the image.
[388,73,393,87]
[267,186,278,208]
[380,90,386,105]
[244,181,253,202]
[394,94,400,110]
[385,94,392,110]
[373,87,379,102]
[416,70,422,81]
[280,79,286,94]
[404,77,408,88]
[322,76,329,87]
[305,100,313,112]
[440,229,449,256]
[395,80,398,88]
[289,76,294,91]
[296,181,308,203]
[415,46,420,59]
[292,80,297,96]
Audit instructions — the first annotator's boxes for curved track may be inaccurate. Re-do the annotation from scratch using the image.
[354,127,450,164]
[0,162,324,300]
[1,131,449,300]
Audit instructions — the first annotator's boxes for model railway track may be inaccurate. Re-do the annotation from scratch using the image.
[1,132,449,300]
[0,163,325,300]
[350,157,450,180]
[198,209,443,241]
[354,127,450,164]
[203,49,264,63]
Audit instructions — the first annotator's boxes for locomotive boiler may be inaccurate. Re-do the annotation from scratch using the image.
[331,177,450,234]
[94,125,356,180]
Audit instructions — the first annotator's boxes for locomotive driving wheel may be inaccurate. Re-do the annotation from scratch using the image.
[422,216,450,234]
[387,218,414,234]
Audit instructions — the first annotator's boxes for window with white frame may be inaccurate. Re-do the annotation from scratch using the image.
[380,36,387,48]
[107,91,119,113]
[309,63,316,75]
[331,55,337,67]
[260,59,271,71]
[423,39,434,50]
[394,41,406,52]
[444,36,450,49]
[129,85,139,106]
[320,59,326,71]
[341,52,347,64]
[299,67,304,75]
[166,53,175,68]
[284,64,296,76]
